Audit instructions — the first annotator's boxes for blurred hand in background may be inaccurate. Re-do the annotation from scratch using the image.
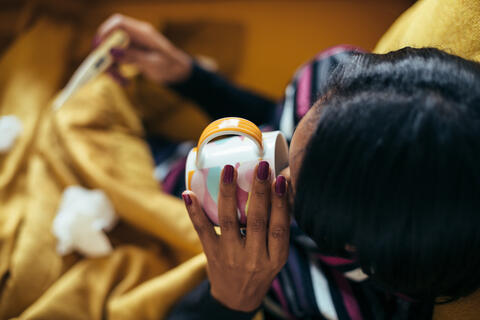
[95,14,193,85]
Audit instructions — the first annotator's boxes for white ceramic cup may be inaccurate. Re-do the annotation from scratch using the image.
[185,117,289,226]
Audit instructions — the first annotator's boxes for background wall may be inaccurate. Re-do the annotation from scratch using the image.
[1,0,415,98]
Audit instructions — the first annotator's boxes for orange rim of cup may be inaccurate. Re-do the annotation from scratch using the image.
[197,117,263,153]
[189,117,264,187]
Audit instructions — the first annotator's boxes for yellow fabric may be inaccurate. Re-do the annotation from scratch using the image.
[0,16,210,319]
[374,0,480,62]
[374,1,480,319]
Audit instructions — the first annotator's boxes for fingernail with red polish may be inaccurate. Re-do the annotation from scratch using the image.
[223,165,234,184]
[182,193,192,206]
[257,161,270,181]
[275,175,286,196]
[110,48,124,58]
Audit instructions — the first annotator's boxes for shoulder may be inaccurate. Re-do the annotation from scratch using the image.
[277,45,365,139]
[292,44,365,95]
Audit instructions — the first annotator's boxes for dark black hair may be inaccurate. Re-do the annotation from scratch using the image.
[294,47,480,302]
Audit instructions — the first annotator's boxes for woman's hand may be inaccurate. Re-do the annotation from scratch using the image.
[182,161,291,312]
[94,14,192,85]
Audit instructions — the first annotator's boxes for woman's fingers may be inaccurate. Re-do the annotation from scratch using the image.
[268,176,290,266]
[96,14,171,51]
[245,161,271,256]
[217,165,242,246]
[95,14,193,85]
[121,49,169,81]
[183,191,218,256]
[109,48,165,83]
[111,47,149,65]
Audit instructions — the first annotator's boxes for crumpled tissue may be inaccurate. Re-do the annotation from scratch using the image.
[0,115,23,153]
[52,186,118,257]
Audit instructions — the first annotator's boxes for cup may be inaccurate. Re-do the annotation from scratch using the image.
[185,117,289,226]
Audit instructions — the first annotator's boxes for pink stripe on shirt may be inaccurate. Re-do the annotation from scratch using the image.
[295,45,363,119]
[316,254,356,266]
[296,64,313,118]
[162,158,186,193]
[271,278,295,319]
[332,269,363,320]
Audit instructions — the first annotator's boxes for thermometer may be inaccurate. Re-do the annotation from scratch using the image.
[52,30,129,110]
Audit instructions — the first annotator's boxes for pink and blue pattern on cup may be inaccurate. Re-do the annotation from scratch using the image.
[190,159,258,226]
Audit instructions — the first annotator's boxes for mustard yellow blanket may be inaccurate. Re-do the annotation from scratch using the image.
[0,17,207,320]
[374,0,480,62]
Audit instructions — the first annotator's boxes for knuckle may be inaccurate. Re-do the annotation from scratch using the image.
[208,256,220,269]
[270,226,288,239]
[225,256,237,269]
[219,217,235,231]
[252,184,269,200]
[193,223,208,235]
[274,197,287,208]
[109,14,126,27]
[250,218,267,233]
[141,22,155,34]
[147,24,155,33]
[254,182,269,193]
[245,261,261,273]
[220,186,236,199]
[111,13,124,21]
[253,189,267,198]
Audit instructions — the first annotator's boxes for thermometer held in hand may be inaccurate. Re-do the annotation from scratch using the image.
[52,30,129,111]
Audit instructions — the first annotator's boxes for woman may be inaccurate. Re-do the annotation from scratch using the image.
[96,15,480,319]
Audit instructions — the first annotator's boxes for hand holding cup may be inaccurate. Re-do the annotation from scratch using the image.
[183,163,290,312]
